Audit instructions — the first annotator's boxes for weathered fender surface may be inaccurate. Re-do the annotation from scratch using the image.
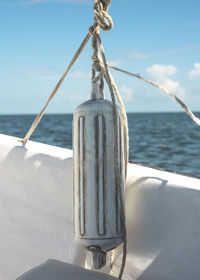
[0,134,200,280]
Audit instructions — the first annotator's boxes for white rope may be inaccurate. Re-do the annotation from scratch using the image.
[108,65,200,127]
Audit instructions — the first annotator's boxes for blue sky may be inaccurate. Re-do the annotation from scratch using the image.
[0,0,200,114]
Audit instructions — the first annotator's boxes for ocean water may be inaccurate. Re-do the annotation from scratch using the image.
[0,112,200,178]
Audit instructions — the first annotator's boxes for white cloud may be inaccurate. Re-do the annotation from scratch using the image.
[18,0,90,5]
[107,60,121,67]
[147,64,185,98]
[68,92,85,102]
[70,71,90,79]
[130,51,152,60]
[22,68,60,80]
[189,86,200,101]
[129,46,191,61]
[26,69,90,80]
[189,22,200,27]
[121,86,134,102]
[148,64,177,77]
[188,63,200,79]
[38,75,58,80]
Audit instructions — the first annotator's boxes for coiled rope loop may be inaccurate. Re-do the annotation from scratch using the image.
[93,0,113,31]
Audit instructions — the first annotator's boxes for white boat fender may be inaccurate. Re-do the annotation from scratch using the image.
[73,82,125,270]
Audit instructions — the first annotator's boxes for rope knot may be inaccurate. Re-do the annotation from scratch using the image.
[93,0,113,31]
[92,56,102,72]
[91,55,105,83]
[88,24,98,36]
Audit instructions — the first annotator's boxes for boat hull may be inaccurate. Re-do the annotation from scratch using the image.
[0,134,200,280]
